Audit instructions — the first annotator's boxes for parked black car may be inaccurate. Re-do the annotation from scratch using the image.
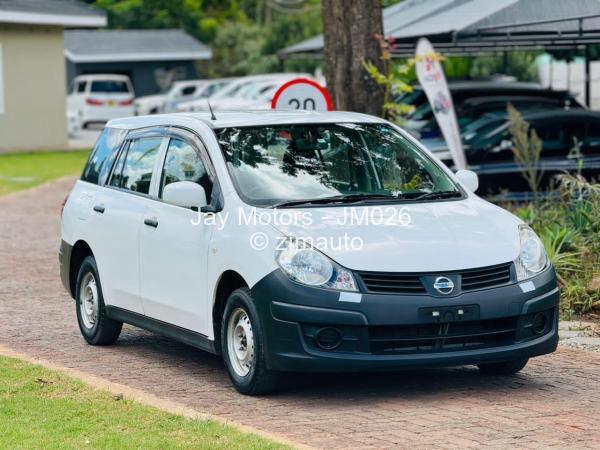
[418,95,574,138]
[400,82,584,134]
[438,110,600,199]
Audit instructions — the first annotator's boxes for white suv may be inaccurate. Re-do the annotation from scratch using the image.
[67,74,135,128]
[60,111,559,395]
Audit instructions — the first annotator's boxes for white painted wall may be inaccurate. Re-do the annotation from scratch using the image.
[0,25,67,151]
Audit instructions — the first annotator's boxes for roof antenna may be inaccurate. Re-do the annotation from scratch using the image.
[207,100,217,121]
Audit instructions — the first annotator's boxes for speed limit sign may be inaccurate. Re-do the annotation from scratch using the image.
[271,78,333,111]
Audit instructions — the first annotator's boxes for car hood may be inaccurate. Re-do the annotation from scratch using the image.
[270,197,521,272]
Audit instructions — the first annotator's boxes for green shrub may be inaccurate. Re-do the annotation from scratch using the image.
[508,174,599,317]
[507,104,543,199]
[538,227,582,284]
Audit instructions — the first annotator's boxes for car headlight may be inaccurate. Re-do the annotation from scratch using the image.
[276,238,358,292]
[514,224,548,281]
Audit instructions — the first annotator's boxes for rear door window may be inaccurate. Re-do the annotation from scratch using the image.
[561,120,588,156]
[91,80,130,93]
[109,137,162,195]
[181,86,197,96]
[81,127,128,185]
[582,119,600,155]
[534,120,585,157]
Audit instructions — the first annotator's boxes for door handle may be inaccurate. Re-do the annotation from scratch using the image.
[144,217,158,228]
[93,204,105,214]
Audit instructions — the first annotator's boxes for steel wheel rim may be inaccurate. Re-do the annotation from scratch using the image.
[79,272,98,329]
[227,308,255,377]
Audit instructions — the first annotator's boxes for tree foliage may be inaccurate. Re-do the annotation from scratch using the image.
[470,52,540,82]
[363,34,415,123]
[85,0,323,76]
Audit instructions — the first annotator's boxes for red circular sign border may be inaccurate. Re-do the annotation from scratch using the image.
[271,78,333,111]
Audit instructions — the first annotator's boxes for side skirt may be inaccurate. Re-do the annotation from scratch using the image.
[105,306,219,355]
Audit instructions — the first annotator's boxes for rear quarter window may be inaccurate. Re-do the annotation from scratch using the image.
[81,127,128,185]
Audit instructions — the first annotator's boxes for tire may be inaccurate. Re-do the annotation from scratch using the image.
[75,256,122,345]
[477,358,529,375]
[221,287,280,395]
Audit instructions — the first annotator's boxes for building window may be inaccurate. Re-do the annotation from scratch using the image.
[0,44,4,114]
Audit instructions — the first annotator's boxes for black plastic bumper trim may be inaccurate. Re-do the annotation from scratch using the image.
[272,301,368,326]
[59,240,73,296]
[105,306,218,355]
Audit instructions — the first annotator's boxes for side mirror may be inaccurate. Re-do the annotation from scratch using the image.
[455,169,479,193]
[163,181,207,210]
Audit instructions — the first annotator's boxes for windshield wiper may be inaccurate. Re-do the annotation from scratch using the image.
[272,193,396,208]
[407,190,463,201]
[272,190,462,208]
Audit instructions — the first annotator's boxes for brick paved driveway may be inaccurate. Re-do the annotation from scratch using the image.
[1,178,599,449]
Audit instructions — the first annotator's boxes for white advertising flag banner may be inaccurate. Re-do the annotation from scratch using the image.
[415,38,466,169]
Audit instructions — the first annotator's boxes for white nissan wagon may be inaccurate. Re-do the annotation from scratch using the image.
[60,111,559,395]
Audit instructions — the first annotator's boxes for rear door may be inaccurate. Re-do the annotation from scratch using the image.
[90,130,166,314]
[138,128,215,334]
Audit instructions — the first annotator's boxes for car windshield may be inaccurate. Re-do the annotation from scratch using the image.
[212,81,255,99]
[217,123,461,207]
[90,80,129,93]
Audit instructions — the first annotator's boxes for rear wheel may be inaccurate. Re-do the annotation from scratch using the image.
[75,256,122,345]
[221,288,280,395]
[477,358,529,375]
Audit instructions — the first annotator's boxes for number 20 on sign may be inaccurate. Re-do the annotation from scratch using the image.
[271,78,333,112]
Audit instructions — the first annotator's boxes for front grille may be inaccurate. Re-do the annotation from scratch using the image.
[461,263,512,291]
[356,273,426,294]
[356,263,513,295]
[369,317,518,355]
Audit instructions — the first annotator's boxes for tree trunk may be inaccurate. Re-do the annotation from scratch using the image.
[322,0,384,115]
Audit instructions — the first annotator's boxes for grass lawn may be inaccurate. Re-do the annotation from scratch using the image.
[0,355,286,449]
[0,150,90,196]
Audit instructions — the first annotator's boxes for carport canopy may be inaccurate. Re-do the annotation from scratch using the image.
[279,0,600,57]
[279,0,600,105]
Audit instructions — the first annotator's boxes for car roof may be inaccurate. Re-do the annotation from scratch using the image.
[412,81,544,92]
[521,109,600,121]
[172,79,207,87]
[462,95,563,107]
[477,109,600,136]
[107,110,386,130]
[411,81,577,96]
[449,81,545,91]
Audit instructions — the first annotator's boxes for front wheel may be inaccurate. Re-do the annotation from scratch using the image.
[75,256,122,345]
[221,288,280,395]
[477,358,529,375]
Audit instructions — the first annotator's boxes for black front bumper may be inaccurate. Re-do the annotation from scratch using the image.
[251,267,559,372]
